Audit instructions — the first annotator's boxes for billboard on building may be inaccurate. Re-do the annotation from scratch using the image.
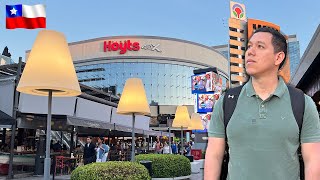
[191,72,222,93]
[197,93,215,113]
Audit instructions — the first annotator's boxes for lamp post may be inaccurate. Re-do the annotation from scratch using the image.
[172,106,191,155]
[188,113,204,149]
[16,30,81,180]
[116,78,150,162]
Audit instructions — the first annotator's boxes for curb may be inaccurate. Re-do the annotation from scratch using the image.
[152,175,191,180]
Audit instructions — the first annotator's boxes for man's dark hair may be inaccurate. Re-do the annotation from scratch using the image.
[251,27,288,70]
[87,136,92,139]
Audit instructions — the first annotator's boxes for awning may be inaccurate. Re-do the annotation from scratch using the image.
[17,114,72,132]
[67,116,174,137]
[17,113,174,137]
[67,116,112,130]
[0,110,15,128]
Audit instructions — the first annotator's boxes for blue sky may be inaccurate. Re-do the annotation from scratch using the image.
[1,0,319,62]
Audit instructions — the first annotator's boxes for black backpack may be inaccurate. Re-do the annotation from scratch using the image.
[220,85,305,180]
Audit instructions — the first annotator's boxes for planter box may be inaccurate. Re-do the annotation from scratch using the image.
[191,162,200,174]
[152,175,191,180]
[194,159,204,169]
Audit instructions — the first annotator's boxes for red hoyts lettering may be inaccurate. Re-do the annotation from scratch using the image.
[103,40,140,54]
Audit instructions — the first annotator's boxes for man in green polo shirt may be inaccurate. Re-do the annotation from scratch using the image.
[204,27,320,180]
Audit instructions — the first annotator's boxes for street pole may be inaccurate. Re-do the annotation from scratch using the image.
[168,126,171,153]
[131,113,135,162]
[43,90,53,180]
[8,57,22,179]
[181,126,183,155]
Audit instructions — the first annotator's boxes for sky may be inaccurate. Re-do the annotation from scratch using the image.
[0,0,319,62]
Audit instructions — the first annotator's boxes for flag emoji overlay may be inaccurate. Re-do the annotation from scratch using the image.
[6,4,46,29]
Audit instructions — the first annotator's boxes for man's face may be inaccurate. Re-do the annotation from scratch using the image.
[86,138,91,144]
[245,32,280,76]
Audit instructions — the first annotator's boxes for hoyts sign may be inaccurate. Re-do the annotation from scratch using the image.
[103,40,140,54]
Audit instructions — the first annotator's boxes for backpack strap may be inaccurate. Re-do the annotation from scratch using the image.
[287,85,305,134]
[223,85,244,141]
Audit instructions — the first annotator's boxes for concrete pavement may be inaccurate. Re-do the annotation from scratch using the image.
[10,170,204,180]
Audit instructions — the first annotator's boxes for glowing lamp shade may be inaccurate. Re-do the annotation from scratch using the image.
[117,78,150,115]
[172,106,191,128]
[16,30,81,97]
[189,113,203,130]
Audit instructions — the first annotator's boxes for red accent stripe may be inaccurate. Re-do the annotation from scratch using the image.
[6,17,46,29]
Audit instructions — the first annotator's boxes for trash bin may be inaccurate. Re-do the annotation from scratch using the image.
[186,155,194,162]
[139,160,152,177]
[34,155,45,175]
[34,135,46,176]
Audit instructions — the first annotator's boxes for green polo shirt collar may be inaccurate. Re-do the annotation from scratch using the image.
[245,77,287,98]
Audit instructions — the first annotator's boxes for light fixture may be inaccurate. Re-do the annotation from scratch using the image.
[172,106,191,154]
[117,78,150,161]
[189,113,204,130]
[16,30,81,180]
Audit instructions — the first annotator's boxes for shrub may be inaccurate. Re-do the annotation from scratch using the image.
[71,161,151,180]
[136,154,191,178]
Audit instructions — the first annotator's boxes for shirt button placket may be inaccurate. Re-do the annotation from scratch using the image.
[259,103,266,119]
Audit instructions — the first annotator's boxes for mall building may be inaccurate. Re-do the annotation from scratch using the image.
[56,36,230,122]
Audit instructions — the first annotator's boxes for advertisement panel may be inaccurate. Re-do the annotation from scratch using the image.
[197,93,215,113]
[192,72,222,93]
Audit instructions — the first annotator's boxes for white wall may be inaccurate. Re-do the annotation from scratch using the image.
[0,78,15,116]
[111,107,150,130]
[18,94,76,116]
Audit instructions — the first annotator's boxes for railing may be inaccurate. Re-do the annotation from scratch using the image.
[41,130,85,150]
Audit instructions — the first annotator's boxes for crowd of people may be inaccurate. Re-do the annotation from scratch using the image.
[48,135,195,166]
[153,139,194,155]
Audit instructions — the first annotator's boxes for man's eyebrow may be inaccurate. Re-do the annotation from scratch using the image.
[247,41,266,45]
[257,41,266,45]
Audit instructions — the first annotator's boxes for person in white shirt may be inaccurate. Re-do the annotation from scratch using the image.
[162,141,171,154]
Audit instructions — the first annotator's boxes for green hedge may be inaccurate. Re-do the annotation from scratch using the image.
[71,161,151,180]
[136,154,191,178]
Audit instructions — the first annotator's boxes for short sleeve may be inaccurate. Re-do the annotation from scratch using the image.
[300,95,320,143]
[208,94,225,138]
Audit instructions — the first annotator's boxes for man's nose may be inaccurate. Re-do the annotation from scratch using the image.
[246,47,255,56]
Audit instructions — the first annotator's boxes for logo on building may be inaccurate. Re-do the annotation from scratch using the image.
[103,40,140,54]
[230,1,246,20]
[141,44,161,52]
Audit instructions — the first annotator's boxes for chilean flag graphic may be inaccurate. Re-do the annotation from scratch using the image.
[6,4,46,29]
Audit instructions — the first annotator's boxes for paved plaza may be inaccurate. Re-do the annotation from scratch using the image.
[0,169,204,180]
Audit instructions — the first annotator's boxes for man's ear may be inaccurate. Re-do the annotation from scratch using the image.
[275,51,285,66]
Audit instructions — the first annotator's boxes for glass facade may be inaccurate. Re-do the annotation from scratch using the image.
[220,50,229,59]
[76,61,227,105]
[288,41,301,77]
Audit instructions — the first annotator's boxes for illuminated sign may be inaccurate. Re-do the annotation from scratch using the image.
[103,40,140,54]
[103,40,162,54]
